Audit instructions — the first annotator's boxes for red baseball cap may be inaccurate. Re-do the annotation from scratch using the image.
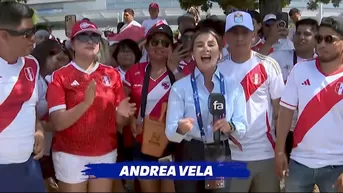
[149,2,159,9]
[70,20,102,39]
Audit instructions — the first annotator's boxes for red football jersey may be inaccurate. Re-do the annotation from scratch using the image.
[180,59,196,76]
[47,62,125,156]
[124,62,173,143]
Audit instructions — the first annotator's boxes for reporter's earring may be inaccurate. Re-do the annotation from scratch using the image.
[218,54,222,62]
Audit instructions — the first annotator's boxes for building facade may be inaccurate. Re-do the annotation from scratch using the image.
[28,0,343,39]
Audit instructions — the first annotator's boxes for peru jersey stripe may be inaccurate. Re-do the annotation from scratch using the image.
[293,75,343,148]
[240,63,267,102]
[0,60,37,133]
[265,112,275,149]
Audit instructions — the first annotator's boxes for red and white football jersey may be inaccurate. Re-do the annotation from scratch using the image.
[251,38,274,54]
[124,62,173,143]
[218,51,284,161]
[0,56,39,164]
[280,58,343,168]
[179,59,196,76]
[47,62,125,156]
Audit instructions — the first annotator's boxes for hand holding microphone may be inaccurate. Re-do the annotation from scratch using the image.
[213,119,232,134]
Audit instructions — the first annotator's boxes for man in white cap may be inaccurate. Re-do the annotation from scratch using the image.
[218,11,284,192]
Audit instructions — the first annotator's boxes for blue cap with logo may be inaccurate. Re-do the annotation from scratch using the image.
[225,11,254,32]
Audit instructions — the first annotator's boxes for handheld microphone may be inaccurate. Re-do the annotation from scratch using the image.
[208,93,226,145]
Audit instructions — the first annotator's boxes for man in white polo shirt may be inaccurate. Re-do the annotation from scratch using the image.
[275,16,343,192]
[218,11,284,192]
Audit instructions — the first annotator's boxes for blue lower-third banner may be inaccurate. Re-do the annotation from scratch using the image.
[82,161,250,180]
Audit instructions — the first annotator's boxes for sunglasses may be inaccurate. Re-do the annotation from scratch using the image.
[150,39,171,48]
[75,33,101,43]
[0,26,36,38]
[315,34,341,44]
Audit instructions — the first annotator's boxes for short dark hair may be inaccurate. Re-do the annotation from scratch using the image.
[81,18,90,22]
[124,8,134,16]
[248,10,262,24]
[289,8,300,17]
[112,39,142,64]
[296,18,319,32]
[0,1,34,29]
[183,27,196,35]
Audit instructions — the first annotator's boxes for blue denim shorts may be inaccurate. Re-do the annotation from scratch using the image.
[0,155,46,192]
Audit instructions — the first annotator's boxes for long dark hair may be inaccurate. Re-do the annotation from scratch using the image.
[31,39,64,75]
[112,39,142,64]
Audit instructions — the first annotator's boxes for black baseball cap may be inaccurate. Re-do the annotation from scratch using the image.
[146,23,173,41]
[320,16,343,36]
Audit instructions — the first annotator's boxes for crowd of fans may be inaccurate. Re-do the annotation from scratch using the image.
[1,0,343,192]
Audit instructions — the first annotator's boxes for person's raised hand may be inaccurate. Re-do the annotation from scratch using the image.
[177,118,194,135]
[84,79,96,106]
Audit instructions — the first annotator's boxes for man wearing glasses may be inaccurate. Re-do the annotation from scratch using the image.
[275,16,343,192]
[0,1,45,192]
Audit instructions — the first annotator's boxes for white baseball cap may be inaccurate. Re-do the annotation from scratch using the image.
[263,14,277,23]
[225,11,254,32]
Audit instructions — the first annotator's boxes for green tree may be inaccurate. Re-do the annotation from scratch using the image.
[178,0,342,16]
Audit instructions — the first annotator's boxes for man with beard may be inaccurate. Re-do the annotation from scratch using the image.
[275,16,343,192]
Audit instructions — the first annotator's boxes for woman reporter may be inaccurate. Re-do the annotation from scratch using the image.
[123,23,175,192]
[46,20,136,192]
[165,29,248,192]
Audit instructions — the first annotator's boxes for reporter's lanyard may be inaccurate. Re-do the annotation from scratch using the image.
[190,72,225,143]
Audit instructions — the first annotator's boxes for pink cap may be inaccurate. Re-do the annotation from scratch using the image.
[70,20,102,38]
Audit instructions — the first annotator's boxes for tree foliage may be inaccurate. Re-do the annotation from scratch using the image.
[178,0,342,13]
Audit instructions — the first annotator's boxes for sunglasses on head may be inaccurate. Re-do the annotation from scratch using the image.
[0,26,36,38]
[150,39,171,48]
[75,33,101,43]
[315,34,341,44]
